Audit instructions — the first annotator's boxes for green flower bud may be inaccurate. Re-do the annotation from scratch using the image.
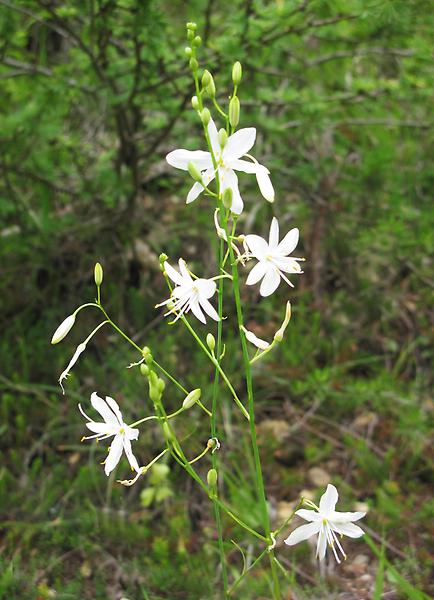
[162,421,173,441]
[184,46,192,57]
[206,78,216,98]
[159,253,168,269]
[202,69,211,87]
[232,61,242,85]
[94,262,103,287]
[193,35,202,47]
[142,346,152,358]
[229,96,240,128]
[200,108,211,126]
[187,29,194,41]
[191,95,200,110]
[182,388,201,409]
[274,301,292,342]
[222,187,233,210]
[158,378,166,394]
[218,128,227,149]
[206,333,216,352]
[140,363,149,377]
[207,468,218,487]
[189,57,198,71]
[188,161,202,182]
[186,22,197,31]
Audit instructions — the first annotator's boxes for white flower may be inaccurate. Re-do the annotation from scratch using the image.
[166,118,274,214]
[244,217,303,297]
[284,484,366,563]
[51,313,76,344]
[240,325,270,350]
[157,259,220,324]
[79,392,140,476]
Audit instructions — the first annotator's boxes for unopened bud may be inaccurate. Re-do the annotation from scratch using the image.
[274,301,292,342]
[162,421,173,441]
[202,70,211,87]
[229,96,240,128]
[140,363,149,377]
[206,333,216,352]
[184,46,192,57]
[206,77,216,98]
[191,95,199,110]
[182,388,201,409]
[51,314,76,344]
[142,346,152,358]
[94,262,103,287]
[193,35,202,47]
[159,253,168,270]
[218,128,227,149]
[187,29,194,41]
[232,61,242,85]
[207,468,218,487]
[189,57,198,71]
[200,108,210,126]
[186,22,197,31]
[222,187,233,210]
[188,161,202,182]
[158,378,166,394]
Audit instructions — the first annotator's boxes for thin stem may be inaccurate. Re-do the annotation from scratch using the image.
[228,548,268,596]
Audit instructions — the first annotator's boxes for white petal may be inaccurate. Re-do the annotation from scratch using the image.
[316,527,327,560]
[166,149,212,171]
[224,128,256,161]
[332,511,366,523]
[189,297,206,323]
[319,484,338,514]
[207,118,221,157]
[85,422,114,434]
[91,392,118,425]
[230,158,259,174]
[163,261,184,286]
[277,228,299,255]
[284,521,321,546]
[186,181,204,204]
[122,436,140,472]
[259,267,281,297]
[244,235,269,260]
[269,217,279,248]
[105,396,123,426]
[245,261,268,286]
[295,509,322,522]
[273,256,303,274]
[104,434,123,475]
[243,328,270,350]
[125,426,139,441]
[331,522,365,538]
[51,314,76,344]
[256,166,275,202]
[178,259,193,282]
[220,168,243,214]
[199,297,220,321]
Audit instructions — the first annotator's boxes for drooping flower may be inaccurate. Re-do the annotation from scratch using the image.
[166,118,274,214]
[157,259,219,324]
[240,325,270,350]
[284,484,366,563]
[58,342,86,394]
[244,217,303,297]
[79,392,140,476]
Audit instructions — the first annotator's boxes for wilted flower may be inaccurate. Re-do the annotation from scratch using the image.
[166,118,274,214]
[157,259,219,324]
[58,342,86,394]
[244,217,303,297]
[240,325,270,350]
[284,484,366,563]
[79,392,140,476]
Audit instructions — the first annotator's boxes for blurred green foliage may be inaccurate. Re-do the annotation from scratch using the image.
[0,0,433,598]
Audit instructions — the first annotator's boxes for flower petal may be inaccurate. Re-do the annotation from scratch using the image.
[316,526,327,560]
[207,118,221,158]
[166,149,212,171]
[242,327,270,350]
[104,433,123,475]
[245,261,268,286]
[122,436,140,472]
[277,228,299,255]
[259,267,281,297]
[224,128,256,161]
[85,422,114,434]
[91,392,118,425]
[319,484,338,514]
[269,217,279,248]
[272,256,303,274]
[230,158,259,173]
[244,235,269,260]
[331,522,365,538]
[199,297,220,321]
[189,297,206,323]
[105,396,123,426]
[178,259,193,282]
[295,509,322,522]
[196,278,217,299]
[186,181,204,204]
[332,511,366,523]
[284,521,321,546]
[256,166,275,202]
[220,168,243,214]
[163,261,184,286]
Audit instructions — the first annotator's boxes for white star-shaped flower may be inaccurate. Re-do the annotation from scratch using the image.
[244,217,303,297]
[157,259,219,324]
[284,484,366,563]
[166,118,274,214]
[79,392,140,476]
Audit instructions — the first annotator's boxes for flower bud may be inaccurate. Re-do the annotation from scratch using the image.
[193,35,202,47]
[206,77,216,98]
[191,95,199,110]
[182,388,201,409]
[200,108,210,126]
[94,262,103,287]
[218,128,227,149]
[162,421,173,441]
[232,61,242,85]
[229,96,240,128]
[142,346,152,358]
[158,378,166,394]
[159,253,168,270]
[222,187,233,210]
[188,161,202,182]
[186,22,197,31]
[206,333,216,352]
[207,468,218,487]
[274,301,292,342]
[51,314,76,344]
[187,29,194,41]
[189,57,198,71]
[184,46,192,57]
[202,69,211,87]
[140,363,149,377]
